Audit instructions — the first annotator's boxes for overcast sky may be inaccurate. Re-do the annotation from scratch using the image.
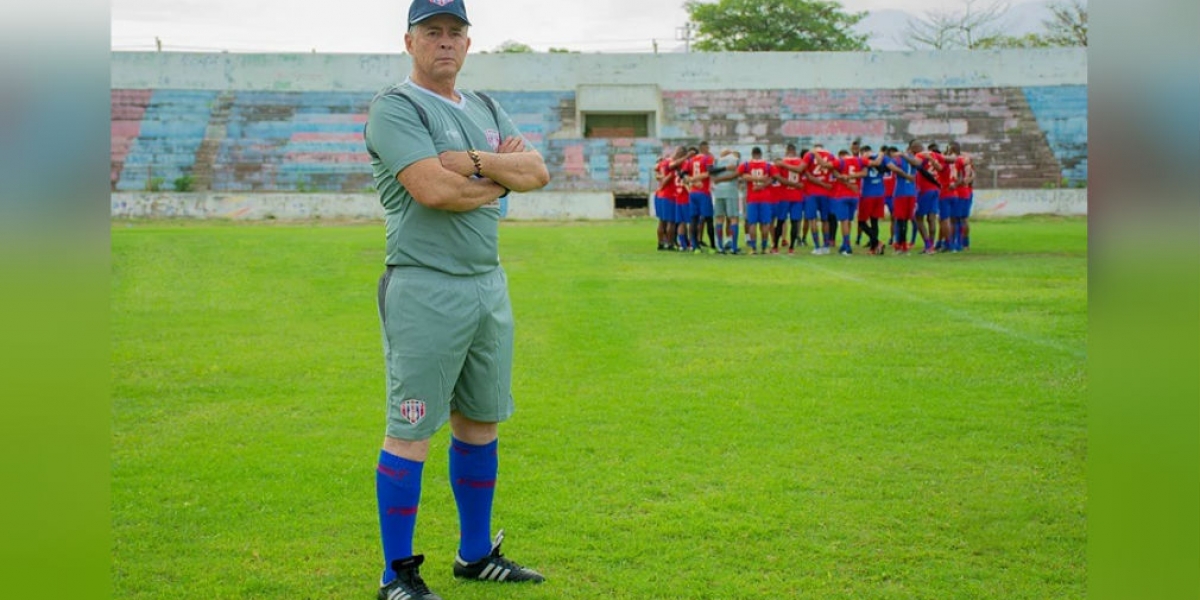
[111,0,1024,54]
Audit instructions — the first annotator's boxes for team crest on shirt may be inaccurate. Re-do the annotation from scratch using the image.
[398,398,426,425]
[485,129,501,152]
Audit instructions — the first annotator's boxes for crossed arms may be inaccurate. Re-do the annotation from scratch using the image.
[398,137,551,212]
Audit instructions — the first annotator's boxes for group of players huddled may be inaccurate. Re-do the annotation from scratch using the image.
[652,139,976,256]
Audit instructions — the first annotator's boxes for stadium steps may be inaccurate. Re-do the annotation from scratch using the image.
[191,91,236,191]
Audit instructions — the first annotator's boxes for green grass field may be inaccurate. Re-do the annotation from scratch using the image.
[112,217,1086,599]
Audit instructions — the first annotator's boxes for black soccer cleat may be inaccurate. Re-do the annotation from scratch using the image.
[379,555,442,600]
[453,530,545,583]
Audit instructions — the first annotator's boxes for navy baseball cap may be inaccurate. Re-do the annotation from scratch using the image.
[408,0,471,26]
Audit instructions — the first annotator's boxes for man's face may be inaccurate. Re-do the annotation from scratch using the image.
[405,14,471,80]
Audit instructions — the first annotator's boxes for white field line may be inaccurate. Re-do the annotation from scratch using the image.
[797,258,1087,360]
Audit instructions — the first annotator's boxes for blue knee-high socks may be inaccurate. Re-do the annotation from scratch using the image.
[377,450,424,584]
[449,437,499,563]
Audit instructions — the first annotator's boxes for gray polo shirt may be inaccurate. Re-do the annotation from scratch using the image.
[366,80,522,276]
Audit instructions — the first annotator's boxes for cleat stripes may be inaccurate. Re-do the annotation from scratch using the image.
[453,529,544,583]
[475,563,513,581]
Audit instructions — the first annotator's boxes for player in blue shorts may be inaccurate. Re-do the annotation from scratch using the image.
[946,142,974,251]
[684,141,717,252]
[737,147,777,255]
[774,143,808,253]
[654,146,687,250]
[800,145,837,254]
[911,141,942,254]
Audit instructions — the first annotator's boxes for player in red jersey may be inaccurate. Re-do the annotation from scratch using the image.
[737,146,777,255]
[774,143,807,254]
[654,146,687,250]
[775,146,816,249]
[766,155,787,254]
[683,141,717,253]
[797,144,837,254]
[672,148,696,251]
[911,141,942,254]
[946,142,974,251]
[831,149,864,255]
[929,143,955,252]
[958,149,975,250]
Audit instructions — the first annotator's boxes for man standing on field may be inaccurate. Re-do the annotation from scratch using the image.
[364,1,549,598]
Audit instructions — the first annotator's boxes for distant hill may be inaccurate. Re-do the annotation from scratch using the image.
[855,0,1073,51]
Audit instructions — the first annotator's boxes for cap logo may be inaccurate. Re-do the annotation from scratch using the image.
[398,398,427,425]
[429,0,454,5]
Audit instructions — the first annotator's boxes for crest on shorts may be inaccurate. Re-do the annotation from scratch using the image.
[429,0,454,6]
[398,398,426,425]
[485,129,501,152]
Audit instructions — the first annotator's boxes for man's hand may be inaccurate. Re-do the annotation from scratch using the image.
[438,151,475,178]
[497,136,525,154]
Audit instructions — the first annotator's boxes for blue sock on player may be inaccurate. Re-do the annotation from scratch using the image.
[450,437,498,563]
[842,234,851,251]
[377,450,424,584]
[730,224,739,251]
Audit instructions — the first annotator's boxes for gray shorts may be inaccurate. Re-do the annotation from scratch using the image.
[377,266,514,440]
[714,195,739,219]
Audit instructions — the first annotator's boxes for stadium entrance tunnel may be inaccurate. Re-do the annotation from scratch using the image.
[614,193,649,217]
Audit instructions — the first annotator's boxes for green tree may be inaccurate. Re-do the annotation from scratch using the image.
[493,40,534,53]
[685,0,869,52]
[976,32,1053,49]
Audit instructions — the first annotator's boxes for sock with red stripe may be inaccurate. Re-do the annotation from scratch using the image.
[450,437,499,563]
[377,450,424,584]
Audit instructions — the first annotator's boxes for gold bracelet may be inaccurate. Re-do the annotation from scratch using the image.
[467,149,483,178]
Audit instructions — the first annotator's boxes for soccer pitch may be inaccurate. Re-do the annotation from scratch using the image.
[111,217,1086,599]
